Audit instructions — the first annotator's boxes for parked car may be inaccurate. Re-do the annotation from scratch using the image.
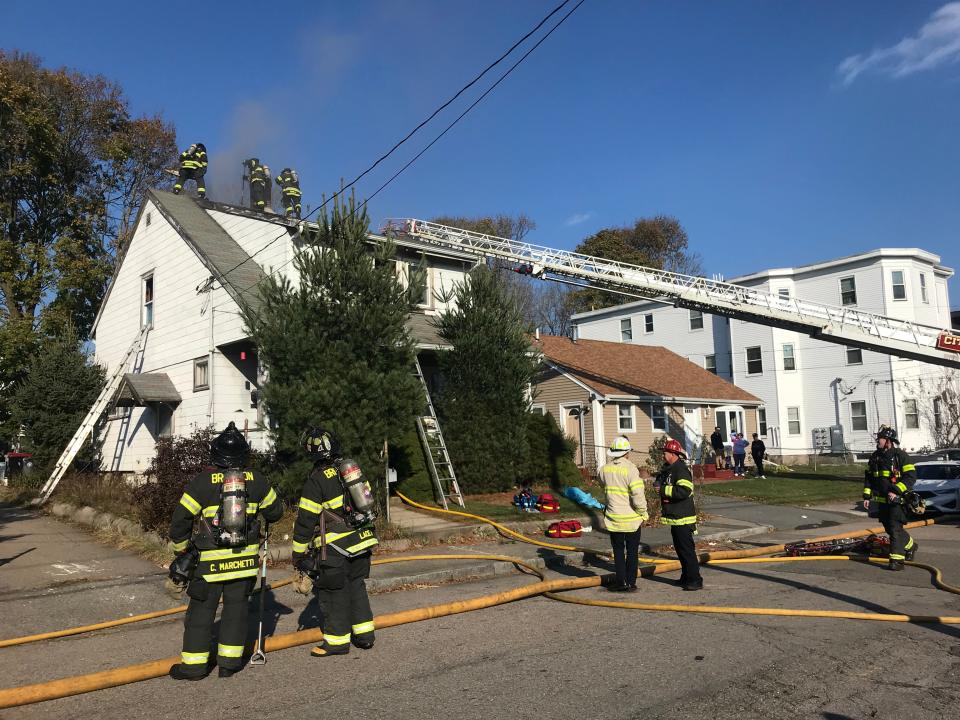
[912,461,960,514]
[914,448,960,463]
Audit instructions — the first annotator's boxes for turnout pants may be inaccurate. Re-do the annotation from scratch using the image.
[314,552,375,651]
[752,453,764,476]
[180,576,253,676]
[879,503,914,562]
[670,525,702,586]
[174,168,205,197]
[609,528,642,587]
[250,181,267,210]
[282,193,301,218]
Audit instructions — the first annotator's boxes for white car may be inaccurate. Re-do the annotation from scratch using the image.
[912,461,960,514]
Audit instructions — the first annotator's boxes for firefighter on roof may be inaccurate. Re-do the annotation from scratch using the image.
[863,426,918,570]
[245,158,268,212]
[292,427,379,657]
[172,143,208,198]
[275,168,302,218]
[166,422,283,680]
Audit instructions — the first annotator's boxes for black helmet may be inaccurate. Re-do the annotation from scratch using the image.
[903,491,925,516]
[210,421,249,467]
[876,426,899,444]
[196,142,206,152]
[300,426,341,461]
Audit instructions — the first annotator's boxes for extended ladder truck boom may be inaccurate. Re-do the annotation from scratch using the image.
[385,219,960,370]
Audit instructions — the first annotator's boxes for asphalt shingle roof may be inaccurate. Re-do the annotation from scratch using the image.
[534,335,760,404]
[114,372,182,406]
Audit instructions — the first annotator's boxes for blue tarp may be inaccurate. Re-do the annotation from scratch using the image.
[560,486,604,510]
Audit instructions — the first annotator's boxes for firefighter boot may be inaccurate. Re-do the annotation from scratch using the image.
[310,642,350,658]
[905,542,918,562]
[888,560,905,571]
[169,663,208,681]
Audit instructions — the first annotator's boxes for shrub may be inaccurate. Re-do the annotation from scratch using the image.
[519,412,581,490]
[646,434,669,475]
[389,428,434,503]
[56,472,138,521]
[134,428,214,533]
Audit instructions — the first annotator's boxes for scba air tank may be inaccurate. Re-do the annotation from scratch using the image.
[339,459,376,524]
[218,470,248,547]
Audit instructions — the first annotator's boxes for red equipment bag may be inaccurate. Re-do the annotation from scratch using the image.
[546,520,583,538]
[537,493,560,513]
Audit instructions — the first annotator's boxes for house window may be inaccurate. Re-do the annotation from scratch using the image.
[689,310,703,331]
[919,273,928,303]
[142,274,154,328]
[643,314,654,333]
[846,347,862,365]
[891,270,906,301]
[778,288,790,301]
[620,318,633,342]
[193,357,209,391]
[787,407,801,435]
[840,276,857,306]
[530,404,546,416]
[746,346,763,375]
[145,211,152,227]
[406,261,430,306]
[705,354,717,374]
[904,398,919,429]
[933,397,943,431]
[758,408,767,437]
[617,403,635,432]
[782,344,796,371]
[850,401,868,431]
[651,403,668,432]
[157,405,175,438]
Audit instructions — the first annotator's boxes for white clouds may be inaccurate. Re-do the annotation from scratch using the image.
[564,211,594,227]
[838,3,960,85]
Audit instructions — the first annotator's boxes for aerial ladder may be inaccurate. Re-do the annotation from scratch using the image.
[384,219,960,370]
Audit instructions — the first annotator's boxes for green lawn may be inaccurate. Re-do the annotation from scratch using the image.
[702,465,864,506]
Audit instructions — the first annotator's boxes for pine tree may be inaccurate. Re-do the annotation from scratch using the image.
[242,194,424,499]
[434,266,538,493]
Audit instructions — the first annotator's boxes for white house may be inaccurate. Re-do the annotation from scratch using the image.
[571,249,955,460]
[91,189,477,474]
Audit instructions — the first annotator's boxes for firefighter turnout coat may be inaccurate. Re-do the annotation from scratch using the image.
[599,457,648,532]
[170,469,282,582]
[292,462,379,559]
[659,459,697,526]
[863,447,917,505]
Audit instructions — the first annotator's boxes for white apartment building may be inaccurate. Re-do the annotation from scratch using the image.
[571,249,955,460]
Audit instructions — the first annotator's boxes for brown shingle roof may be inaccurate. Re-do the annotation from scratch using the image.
[534,335,760,404]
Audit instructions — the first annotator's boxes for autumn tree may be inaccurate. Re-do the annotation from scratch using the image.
[568,216,703,313]
[0,51,177,432]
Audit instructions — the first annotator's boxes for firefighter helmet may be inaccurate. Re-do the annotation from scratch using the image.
[301,426,341,460]
[663,438,686,458]
[609,436,631,458]
[196,142,206,152]
[876,426,900,444]
[209,421,249,468]
[903,491,926,516]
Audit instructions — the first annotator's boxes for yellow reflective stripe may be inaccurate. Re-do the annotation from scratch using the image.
[321,496,344,510]
[889,553,905,560]
[662,516,697,526]
[602,465,629,476]
[325,633,351,646]
[299,497,323,514]
[202,505,218,518]
[894,482,907,493]
[217,644,244,658]
[901,464,915,472]
[905,538,915,550]
[181,651,208,665]
[312,531,354,547]
[606,511,643,520]
[664,485,674,498]
[880,471,892,477]
[171,538,190,552]
[605,487,630,495]
[199,544,259,561]
[202,568,259,582]
[246,502,259,514]
[352,621,375,634]
[628,480,645,491]
[292,540,308,553]
[862,487,871,495]
[345,537,379,554]
[261,487,278,509]
[179,493,201,515]
[676,479,694,491]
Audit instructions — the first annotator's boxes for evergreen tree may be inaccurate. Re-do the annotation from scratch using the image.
[435,266,539,493]
[9,326,105,478]
[242,194,424,499]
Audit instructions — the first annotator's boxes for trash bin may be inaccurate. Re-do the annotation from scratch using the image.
[5,452,33,483]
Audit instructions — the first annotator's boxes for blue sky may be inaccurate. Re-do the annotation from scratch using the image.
[4,1,959,303]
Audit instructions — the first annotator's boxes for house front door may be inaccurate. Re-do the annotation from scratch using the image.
[683,406,702,460]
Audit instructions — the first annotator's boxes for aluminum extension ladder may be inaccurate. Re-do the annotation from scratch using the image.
[412,356,464,510]
[109,333,148,472]
[38,326,150,503]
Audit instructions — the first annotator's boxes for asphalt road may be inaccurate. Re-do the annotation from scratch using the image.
[2,507,960,720]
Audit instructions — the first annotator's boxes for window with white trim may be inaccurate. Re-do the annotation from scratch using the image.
[846,347,862,365]
[705,354,717,374]
[891,270,906,301]
[620,318,633,342]
[643,314,654,333]
[758,408,767,437]
[530,404,546,416]
[919,273,928,303]
[689,310,703,331]
[904,398,919,429]
[142,274,154,328]
[839,276,857,306]
[405,261,430,306]
[934,397,943,431]
[617,403,635,432]
[850,401,868,431]
[651,403,667,432]
[787,407,801,435]
[746,346,763,375]
[782,343,796,371]
[193,357,209,391]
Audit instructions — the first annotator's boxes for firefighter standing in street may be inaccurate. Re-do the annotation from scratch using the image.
[172,143,208,198]
[166,422,283,680]
[275,168,302,218]
[599,436,648,592]
[292,427,379,657]
[657,438,703,591]
[246,158,268,212]
[862,426,918,570]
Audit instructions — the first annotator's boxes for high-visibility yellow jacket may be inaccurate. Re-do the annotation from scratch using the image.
[599,457,648,532]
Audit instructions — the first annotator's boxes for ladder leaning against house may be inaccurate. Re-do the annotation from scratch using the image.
[38,326,150,504]
[412,356,464,510]
[109,332,149,472]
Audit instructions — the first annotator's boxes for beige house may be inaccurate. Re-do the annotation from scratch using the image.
[532,335,762,471]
